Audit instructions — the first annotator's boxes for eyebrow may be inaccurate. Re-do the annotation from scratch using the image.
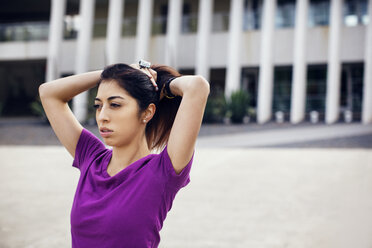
[95,96,125,101]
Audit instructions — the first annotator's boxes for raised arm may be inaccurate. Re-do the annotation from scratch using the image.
[38,71,102,157]
[166,75,210,174]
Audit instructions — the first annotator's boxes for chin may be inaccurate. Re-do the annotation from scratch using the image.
[102,137,115,147]
[103,137,130,148]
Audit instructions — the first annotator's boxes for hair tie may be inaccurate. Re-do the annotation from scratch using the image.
[163,77,177,99]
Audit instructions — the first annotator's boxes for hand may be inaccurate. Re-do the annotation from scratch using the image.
[130,63,158,91]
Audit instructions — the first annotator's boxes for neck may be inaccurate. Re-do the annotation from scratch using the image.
[110,133,150,172]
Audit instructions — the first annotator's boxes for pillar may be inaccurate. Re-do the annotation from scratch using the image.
[46,0,66,82]
[135,0,154,61]
[325,0,343,124]
[225,0,244,98]
[73,0,95,122]
[257,0,276,123]
[290,0,309,124]
[106,0,124,65]
[362,0,372,124]
[165,0,183,68]
[196,0,213,80]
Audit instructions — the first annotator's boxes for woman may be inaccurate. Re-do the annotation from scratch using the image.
[39,61,209,247]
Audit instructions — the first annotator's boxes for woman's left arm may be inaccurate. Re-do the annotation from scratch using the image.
[166,75,210,174]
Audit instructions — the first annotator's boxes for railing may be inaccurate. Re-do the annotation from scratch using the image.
[0,22,49,42]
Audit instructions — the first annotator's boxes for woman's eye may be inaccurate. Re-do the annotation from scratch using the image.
[93,104,101,109]
[111,103,121,108]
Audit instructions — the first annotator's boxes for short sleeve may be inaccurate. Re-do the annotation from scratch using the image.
[72,129,106,170]
[158,145,194,190]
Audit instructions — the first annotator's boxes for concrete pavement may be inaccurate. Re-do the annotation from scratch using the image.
[1,144,372,248]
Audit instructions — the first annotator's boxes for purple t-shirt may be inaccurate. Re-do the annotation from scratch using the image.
[71,129,193,248]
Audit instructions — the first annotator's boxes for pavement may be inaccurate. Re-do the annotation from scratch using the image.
[0,118,372,247]
[1,117,372,148]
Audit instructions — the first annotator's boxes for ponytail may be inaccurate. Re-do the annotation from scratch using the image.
[146,65,182,151]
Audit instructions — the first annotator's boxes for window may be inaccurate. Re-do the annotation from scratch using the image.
[212,0,230,32]
[308,0,330,27]
[241,67,259,120]
[209,68,226,96]
[276,0,296,28]
[340,63,364,121]
[272,66,293,120]
[152,1,167,35]
[306,64,327,120]
[241,67,259,107]
[181,2,198,34]
[122,0,138,37]
[343,0,369,26]
[243,0,263,30]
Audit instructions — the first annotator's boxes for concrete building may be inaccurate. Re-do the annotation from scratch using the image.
[0,0,371,124]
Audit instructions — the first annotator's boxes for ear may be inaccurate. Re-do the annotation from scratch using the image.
[141,103,156,123]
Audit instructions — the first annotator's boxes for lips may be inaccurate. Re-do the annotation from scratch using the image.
[99,127,113,137]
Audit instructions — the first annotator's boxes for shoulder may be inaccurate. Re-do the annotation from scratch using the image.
[148,145,193,189]
[73,128,107,169]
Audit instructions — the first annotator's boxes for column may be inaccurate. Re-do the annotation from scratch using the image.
[165,0,183,68]
[46,0,66,82]
[290,0,309,124]
[225,0,244,98]
[106,0,124,65]
[363,0,372,124]
[325,0,343,124]
[135,0,154,61]
[73,0,95,122]
[196,0,213,80]
[257,0,276,123]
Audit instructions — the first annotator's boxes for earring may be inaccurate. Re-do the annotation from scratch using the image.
[143,119,146,123]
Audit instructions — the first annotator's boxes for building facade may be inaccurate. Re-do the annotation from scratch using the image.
[0,0,371,124]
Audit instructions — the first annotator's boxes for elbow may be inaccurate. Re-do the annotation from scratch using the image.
[192,75,210,99]
[38,83,48,100]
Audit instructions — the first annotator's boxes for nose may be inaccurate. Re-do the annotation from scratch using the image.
[96,105,110,123]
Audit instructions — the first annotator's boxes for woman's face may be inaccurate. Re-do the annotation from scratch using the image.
[94,80,145,147]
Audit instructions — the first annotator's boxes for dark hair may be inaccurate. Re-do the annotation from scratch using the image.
[100,63,182,150]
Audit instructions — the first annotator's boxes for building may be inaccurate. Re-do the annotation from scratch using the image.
[0,0,371,124]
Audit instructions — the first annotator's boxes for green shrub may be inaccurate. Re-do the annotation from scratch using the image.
[203,94,227,123]
[228,90,250,123]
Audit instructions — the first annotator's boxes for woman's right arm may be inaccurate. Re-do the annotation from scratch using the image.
[39,70,102,157]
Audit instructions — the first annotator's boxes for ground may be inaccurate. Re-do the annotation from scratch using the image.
[0,118,371,248]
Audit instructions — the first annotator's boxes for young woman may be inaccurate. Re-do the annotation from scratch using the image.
[39,61,209,248]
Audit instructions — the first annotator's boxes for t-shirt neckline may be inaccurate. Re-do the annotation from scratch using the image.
[102,149,155,178]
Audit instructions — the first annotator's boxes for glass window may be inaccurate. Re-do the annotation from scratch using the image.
[243,0,263,30]
[181,1,198,34]
[209,68,227,96]
[152,0,167,35]
[306,64,327,121]
[276,0,296,28]
[308,0,330,27]
[272,66,293,120]
[343,0,369,26]
[212,0,230,32]
[93,0,109,38]
[241,67,259,120]
[122,0,138,37]
[0,22,49,42]
[340,63,364,121]
[0,60,46,116]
